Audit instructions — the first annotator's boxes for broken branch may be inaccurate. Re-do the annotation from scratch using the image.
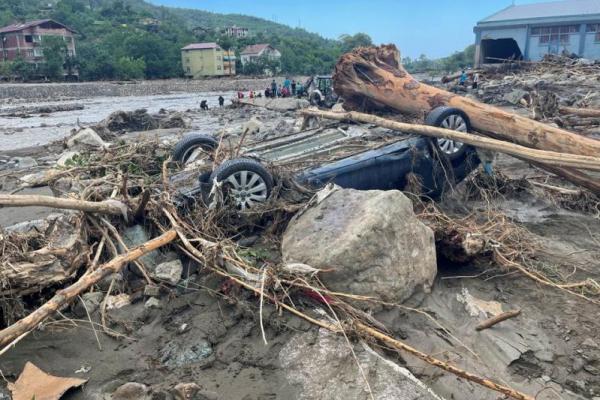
[0,194,128,217]
[476,309,521,331]
[0,229,177,348]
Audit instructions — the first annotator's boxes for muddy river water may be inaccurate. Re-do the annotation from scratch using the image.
[0,90,236,151]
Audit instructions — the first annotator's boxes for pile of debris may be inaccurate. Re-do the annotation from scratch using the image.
[93,108,190,138]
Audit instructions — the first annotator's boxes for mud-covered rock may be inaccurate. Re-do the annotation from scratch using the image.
[282,188,436,304]
[111,382,150,400]
[67,128,109,149]
[154,260,183,285]
[72,292,105,318]
[280,328,442,400]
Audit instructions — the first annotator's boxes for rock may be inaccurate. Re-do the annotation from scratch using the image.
[122,225,160,272]
[159,339,213,368]
[582,338,599,349]
[241,117,264,136]
[144,284,161,297]
[503,89,529,105]
[56,151,81,167]
[280,328,442,400]
[145,297,162,309]
[154,260,183,285]
[172,383,201,400]
[282,188,436,304]
[10,157,37,169]
[71,292,105,318]
[111,382,150,400]
[67,128,109,149]
[331,102,345,112]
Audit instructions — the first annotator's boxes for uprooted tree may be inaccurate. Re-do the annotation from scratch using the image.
[333,44,600,194]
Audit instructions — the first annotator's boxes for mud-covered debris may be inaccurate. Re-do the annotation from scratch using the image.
[56,151,80,167]
[71,291,104,318]
[94,108,190,135]
[143,284,160,297]
[159,339,213,368]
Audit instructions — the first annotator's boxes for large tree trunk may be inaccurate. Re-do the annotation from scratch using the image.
[333,45,600,157]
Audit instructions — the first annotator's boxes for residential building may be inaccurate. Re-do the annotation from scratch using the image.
[0,19,77,75]
[474,0,600,66]
[224,25,249,39]
[181,42,236,78]
[240,44,281,65]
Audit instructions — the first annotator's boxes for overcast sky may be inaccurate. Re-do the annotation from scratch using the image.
[148,0,545,58]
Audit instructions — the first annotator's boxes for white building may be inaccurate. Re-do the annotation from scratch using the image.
[240,44,281,65]
[224,25,248,39]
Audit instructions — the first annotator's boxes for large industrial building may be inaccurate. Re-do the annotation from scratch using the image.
[474,0,600,66]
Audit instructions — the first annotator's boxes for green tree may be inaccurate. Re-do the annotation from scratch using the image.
[114,56,146,80]
[339,33,373,53]
[10,58,35,81]
[42,36,68,80]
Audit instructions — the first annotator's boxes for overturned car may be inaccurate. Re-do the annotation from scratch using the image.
[172,106,480,210]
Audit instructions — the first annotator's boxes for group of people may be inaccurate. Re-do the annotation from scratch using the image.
[265,78,304,98]
[199,95,225,110]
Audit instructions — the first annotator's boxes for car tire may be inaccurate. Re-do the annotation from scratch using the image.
[425,106,471,163]
[208,158,274,210]
[172,133,218,164]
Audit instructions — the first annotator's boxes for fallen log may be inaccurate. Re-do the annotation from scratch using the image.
[0,229,177,348]
[0,194,128,217]
[441,69,479,84]
[333,45,600,157]
[559,106,600,118]
[300,109,600,172]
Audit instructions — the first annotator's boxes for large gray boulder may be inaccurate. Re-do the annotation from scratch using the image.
[280,328,444,400]
[282,188,436,304]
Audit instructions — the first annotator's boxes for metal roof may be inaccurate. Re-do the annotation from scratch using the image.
[480,0,600,23]
[181,42,220,51]
[0,19,76,34]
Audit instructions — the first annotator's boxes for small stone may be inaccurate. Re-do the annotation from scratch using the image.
[71,292,105,318]
[535,349,555,363]
[11,157,37,169]
[112,382,150,400]
[541,375,552,383]
[145,297,162,309]
[144,284,161,297]
[572,357,586,372]
[154,260,183,285]
[172,383,201,400]
[582,338,600,349]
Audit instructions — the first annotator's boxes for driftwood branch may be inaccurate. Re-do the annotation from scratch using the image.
[560,106,600,118]
[0,229,177,348]
[476,309,521,331]
[354,321,534,400]
[299,109,600,172]
[0,194,128,217]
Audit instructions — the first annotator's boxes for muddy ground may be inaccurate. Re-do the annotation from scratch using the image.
[0,80,599,400]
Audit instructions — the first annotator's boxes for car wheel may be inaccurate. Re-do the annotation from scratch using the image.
[209,158,274,211]
[425,107,471,162]
[172,133,219,165]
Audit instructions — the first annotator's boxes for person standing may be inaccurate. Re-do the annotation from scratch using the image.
[472,72,480,90]
[271,79,277,97]
[284,77,291,90]
[291,79,297,96]
[218,96,224,107]
[459,70,467,86]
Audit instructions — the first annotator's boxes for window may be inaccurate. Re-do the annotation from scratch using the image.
[26,49,34,57]
[216,56,221,60]
[217,65,221,70]
[25,35,33,43]
[587,24,600,42]
[32,35,41,43]
[33,48,43,57]
[531,25,578,46]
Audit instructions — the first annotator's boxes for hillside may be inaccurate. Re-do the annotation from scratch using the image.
[0,0,367,80]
